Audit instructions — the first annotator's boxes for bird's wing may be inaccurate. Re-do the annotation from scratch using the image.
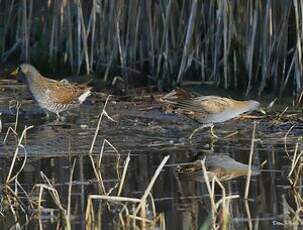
[160,88,193,102]
[167,96,232,114]
[46,82,91,104]
[194,96,233,113]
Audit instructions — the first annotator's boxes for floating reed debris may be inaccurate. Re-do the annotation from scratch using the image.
[1,1,303,98]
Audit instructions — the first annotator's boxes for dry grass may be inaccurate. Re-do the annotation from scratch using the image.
[0,96,169,229]
[85,155,169,229]
[244,122,257,199]
[1,1,303,99]
[199,158,239,229]
[279,120,303,227]
[2,125,33,230]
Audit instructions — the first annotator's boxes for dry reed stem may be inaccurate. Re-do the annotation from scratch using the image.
[177,0,198,84]
[200,158,239,229]
[117,152,131,196]
[282,194,303,226]
[6,144,27,183]
[1,1,303,99]
[34,178,71,230]
[67,159,77,228]
[0,112,2,133]
[148,193,157,218]
[98,138,119,170]
[292,162,303,187]
[200,159,216,221]
[88,95,115,155]
[245,9,258,96]
[284,125,295,157]
[85,155,169,229]
[134,155,170,215]
[6,125,33,184]
[40,172,67,211]
[87,195,141,203]
[287,139,303,188]
[0,42,35,230]
[3,126,18,145]
[244,199,253,230]
[88,95,116,194]
[5,184,27,213]
[85,194,141,227]
[288,142,301,178]
[3,100,22,144]
[127,215,154,223]
[6,194,21,229]
[244,122,257,199]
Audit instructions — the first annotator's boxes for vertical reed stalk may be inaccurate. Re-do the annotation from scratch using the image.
[245,122,257,199]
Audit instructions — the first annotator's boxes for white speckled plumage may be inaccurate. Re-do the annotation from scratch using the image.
[17,64,92,118]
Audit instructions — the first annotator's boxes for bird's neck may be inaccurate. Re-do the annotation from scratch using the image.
[26,73,43,83]
[25,73,46,95]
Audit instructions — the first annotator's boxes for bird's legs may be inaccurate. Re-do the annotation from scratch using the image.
[210,124,218,139]
[42,111,51,120]
[189,123,218,142]
[55,112,67,122]
[55,112,61,122]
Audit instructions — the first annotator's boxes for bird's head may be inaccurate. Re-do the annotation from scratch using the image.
[11,64,40,78]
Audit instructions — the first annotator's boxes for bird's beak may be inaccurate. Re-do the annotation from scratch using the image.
[258,107,266,115]
[10,67,20,76]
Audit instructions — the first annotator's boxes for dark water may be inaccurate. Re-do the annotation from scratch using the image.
[0,79,303,229]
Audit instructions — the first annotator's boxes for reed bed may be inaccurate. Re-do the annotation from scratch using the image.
[1,1,303,98]
[278,125,303,227]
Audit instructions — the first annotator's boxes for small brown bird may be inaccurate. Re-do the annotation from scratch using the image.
[177,154,260,182]
[160,88,260,137]
[11,64,92,118]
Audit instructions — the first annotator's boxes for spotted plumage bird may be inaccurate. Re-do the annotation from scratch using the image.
[11,64,92,118]
[160,88,260,137]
